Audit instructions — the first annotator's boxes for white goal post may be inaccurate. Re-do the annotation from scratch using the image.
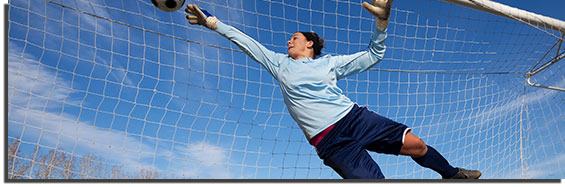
[441,0,565,33]
[442,0,565,91]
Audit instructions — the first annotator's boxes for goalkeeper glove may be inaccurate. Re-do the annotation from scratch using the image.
[362,0,394,31]
[185,4,219,30]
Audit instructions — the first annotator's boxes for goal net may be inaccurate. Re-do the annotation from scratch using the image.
[7,0,565,179]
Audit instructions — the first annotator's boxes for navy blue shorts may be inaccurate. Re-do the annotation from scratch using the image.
[315,104,410,179]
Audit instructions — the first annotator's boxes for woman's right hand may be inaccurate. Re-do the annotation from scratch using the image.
[185,4,218,30]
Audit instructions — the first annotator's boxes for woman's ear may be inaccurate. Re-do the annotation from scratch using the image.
[306,40,314,48]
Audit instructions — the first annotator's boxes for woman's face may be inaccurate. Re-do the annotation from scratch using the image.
[287,32,313,60]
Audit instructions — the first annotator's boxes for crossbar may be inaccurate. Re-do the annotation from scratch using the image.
[441,0,565,33]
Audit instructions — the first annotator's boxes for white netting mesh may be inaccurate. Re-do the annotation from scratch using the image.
[7,0,565,179]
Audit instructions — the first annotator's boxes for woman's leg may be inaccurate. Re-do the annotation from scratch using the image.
[322,145,386,179]
[400,132,459,178]
[399,132,428,158]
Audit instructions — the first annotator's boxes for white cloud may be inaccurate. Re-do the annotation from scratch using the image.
[168,141,233,179]
[510,153,565,179]
[187,142,228,166]
[456,76,562,129]
[7,39,233,178]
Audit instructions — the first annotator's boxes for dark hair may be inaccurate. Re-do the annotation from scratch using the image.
[300,32,325,58]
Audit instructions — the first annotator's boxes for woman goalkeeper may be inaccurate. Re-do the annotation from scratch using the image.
[185,0,481,179]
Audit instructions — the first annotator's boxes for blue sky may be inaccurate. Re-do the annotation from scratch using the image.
[6,0,565,179]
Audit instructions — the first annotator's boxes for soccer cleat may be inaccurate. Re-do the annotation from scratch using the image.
[448,168,482,179]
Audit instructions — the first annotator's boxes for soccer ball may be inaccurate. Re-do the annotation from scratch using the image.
[151,0,185,12]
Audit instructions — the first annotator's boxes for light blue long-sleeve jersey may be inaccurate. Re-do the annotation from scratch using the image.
[215,21,387,140]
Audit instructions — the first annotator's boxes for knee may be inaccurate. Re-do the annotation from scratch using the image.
[401,133,429,158]
[411,138,428,158]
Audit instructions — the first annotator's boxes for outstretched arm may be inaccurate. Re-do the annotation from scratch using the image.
[363,0,394,31]
[333,0,393,79]
[185,4,284,78]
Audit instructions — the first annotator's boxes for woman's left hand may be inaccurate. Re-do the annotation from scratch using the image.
[362,0,394,30]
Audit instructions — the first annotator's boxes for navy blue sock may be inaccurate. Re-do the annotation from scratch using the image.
[412,145,458,179]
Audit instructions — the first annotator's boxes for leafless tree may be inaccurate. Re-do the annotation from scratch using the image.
[7,141,162,179]
[110,165,124,179]
[56,151,77,179]
[34,149,69,179]
[7,141,31,179]
[133,168,159,179]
